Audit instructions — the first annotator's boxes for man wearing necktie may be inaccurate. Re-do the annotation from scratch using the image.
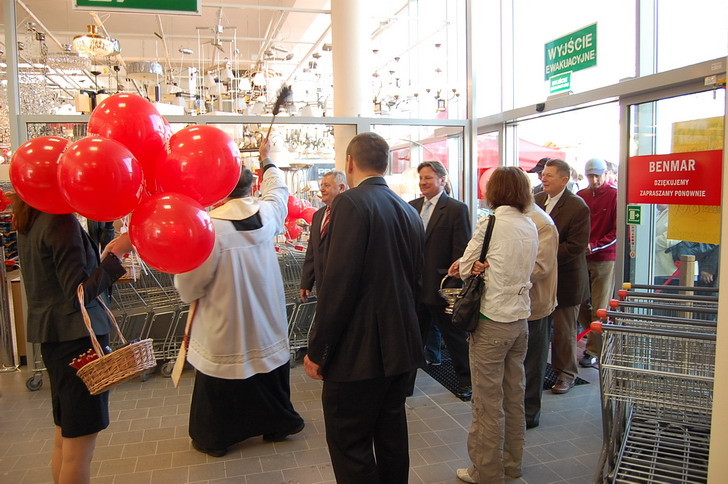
[300,170,347,302]
[409,161,473,400]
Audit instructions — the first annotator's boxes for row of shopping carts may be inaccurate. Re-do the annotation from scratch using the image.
[109,263,189,378]
[592,282,718,484]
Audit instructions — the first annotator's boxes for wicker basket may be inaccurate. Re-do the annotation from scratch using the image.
[74,285,157,395]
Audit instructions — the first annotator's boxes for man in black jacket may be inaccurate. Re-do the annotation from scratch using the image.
[410,160,472,399]
[304,132,425,484]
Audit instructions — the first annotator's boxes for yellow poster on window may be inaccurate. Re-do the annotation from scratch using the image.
[666,116,723,244]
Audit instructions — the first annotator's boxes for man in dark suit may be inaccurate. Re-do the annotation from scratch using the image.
[304,132,425,484]
[534,158,590,395]
[299,170,347,302]
[409,160,472,399]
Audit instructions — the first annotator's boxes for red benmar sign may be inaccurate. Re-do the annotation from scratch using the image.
[627,150,723,205]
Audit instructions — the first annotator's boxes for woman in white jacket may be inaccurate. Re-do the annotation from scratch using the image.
[174,142,304,457]
[450,167,539,484]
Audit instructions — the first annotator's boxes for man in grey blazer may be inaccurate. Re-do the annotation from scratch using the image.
[299,170,347,302]
[534,159,590,394]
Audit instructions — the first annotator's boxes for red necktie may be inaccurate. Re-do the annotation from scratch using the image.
[320,207,331,236]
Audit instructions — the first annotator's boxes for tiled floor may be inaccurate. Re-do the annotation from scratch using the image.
[0,359,602,484]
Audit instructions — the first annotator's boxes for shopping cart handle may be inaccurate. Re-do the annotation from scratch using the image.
[596,308,608,319]
[590,321,603,334]
[609,299,620,309]
[617,289,628,300]
[622,282,632,290]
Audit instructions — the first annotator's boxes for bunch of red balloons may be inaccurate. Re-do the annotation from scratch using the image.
[284,195,317,240]
[9,93,242,274]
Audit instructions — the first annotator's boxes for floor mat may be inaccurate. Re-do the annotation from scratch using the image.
[421,347,588,400]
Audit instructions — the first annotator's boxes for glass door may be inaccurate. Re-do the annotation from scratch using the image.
[621,89,724,290]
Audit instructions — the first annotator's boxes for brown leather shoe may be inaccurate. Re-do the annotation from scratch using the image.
[551,379,575,394]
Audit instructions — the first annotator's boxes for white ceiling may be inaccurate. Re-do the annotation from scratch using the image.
[1,0,335,100]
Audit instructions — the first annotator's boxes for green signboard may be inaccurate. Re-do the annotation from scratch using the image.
[544,23,597,80]
[626,205,642,225]
[74,0,200,15]
[549,72,571,93]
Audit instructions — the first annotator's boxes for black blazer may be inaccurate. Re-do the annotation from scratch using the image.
[409,193,471,306]
[86,220,115,253]
[307,177,426,381]
[18,213,126,343]
[535,189,590,307]
[300,206,328,293]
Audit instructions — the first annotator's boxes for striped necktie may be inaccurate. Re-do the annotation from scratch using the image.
[320,207,331,235]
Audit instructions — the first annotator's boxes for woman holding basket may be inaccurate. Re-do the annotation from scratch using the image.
[13,194,132,484]
[448,167,539,484]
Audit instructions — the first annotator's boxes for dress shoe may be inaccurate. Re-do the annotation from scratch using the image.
[526,419,539,429]
[191,439,227,458]
[455,384,472,401]
[263,420,305,442]
[551,379,575,394]
[426,360,442,366]
[579,352,598,368]
[456,468,477,483]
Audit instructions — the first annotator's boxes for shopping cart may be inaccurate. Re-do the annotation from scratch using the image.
[592,284,717,484]
[275,243,316,365]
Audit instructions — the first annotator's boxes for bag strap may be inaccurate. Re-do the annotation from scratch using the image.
[77,284,127,356]
[477,215,496,263]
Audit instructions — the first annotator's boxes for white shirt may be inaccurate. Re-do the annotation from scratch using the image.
[174,166,291,380]
[544,186,567,214]
[459,205,538,322]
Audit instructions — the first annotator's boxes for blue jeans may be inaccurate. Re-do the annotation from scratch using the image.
[424,323,442,364]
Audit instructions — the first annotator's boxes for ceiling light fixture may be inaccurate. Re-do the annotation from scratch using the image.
[73,25,117,58]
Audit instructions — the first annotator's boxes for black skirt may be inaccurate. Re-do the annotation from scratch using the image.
[189,362,303,449]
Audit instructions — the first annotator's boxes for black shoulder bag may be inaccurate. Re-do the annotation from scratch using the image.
[451,215,496,332]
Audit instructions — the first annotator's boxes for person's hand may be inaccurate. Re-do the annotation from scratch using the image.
[472,261,489,275]
[700,271,714,285]
[259,139,271,162]
[447,259,460,278]
[300,288,310,303]
[101,232,133,260]
[303,355,322,380]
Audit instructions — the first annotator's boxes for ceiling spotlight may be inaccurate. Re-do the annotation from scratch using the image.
[179,47,193,55]
[284,53,294,61]
[322,43,332,52]
[312,52,321,59]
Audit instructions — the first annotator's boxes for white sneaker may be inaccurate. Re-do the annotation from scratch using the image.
[456,468,477,483]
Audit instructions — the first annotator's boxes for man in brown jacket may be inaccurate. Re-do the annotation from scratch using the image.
[534,159,590,394]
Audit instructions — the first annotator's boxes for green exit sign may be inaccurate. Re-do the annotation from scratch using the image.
[545,23,597,80]
[626,205,642,225]
[549,72,571,93]
[74,0,200,15]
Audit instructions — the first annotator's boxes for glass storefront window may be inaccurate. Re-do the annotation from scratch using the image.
[655,0,728,73]
[373,124,465,201]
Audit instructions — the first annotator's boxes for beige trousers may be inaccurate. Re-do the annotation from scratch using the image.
[551,305,580,384]
[467,318,528,484]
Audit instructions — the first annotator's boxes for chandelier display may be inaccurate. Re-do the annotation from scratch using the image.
[46,44,91,71]
[73,25,118,58]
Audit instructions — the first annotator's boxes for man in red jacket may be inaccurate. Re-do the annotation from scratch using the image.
[577,158,618,367]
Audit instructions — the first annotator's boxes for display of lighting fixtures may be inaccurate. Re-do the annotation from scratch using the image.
[72,25,118,58]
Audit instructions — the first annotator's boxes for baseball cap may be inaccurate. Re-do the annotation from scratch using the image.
[584,158,607,176]
[527,158,550,173]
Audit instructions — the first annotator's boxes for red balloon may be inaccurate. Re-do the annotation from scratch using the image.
[129,193,215,274]
[285,217,303,240]
[156,125,242,207]
[88,93,170,192]
[287,195,304,219]
[300,206,317,224]
[58,137,144,222]
[9,136,74,214]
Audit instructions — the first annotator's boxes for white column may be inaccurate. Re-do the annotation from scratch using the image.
[331,0,371,170]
